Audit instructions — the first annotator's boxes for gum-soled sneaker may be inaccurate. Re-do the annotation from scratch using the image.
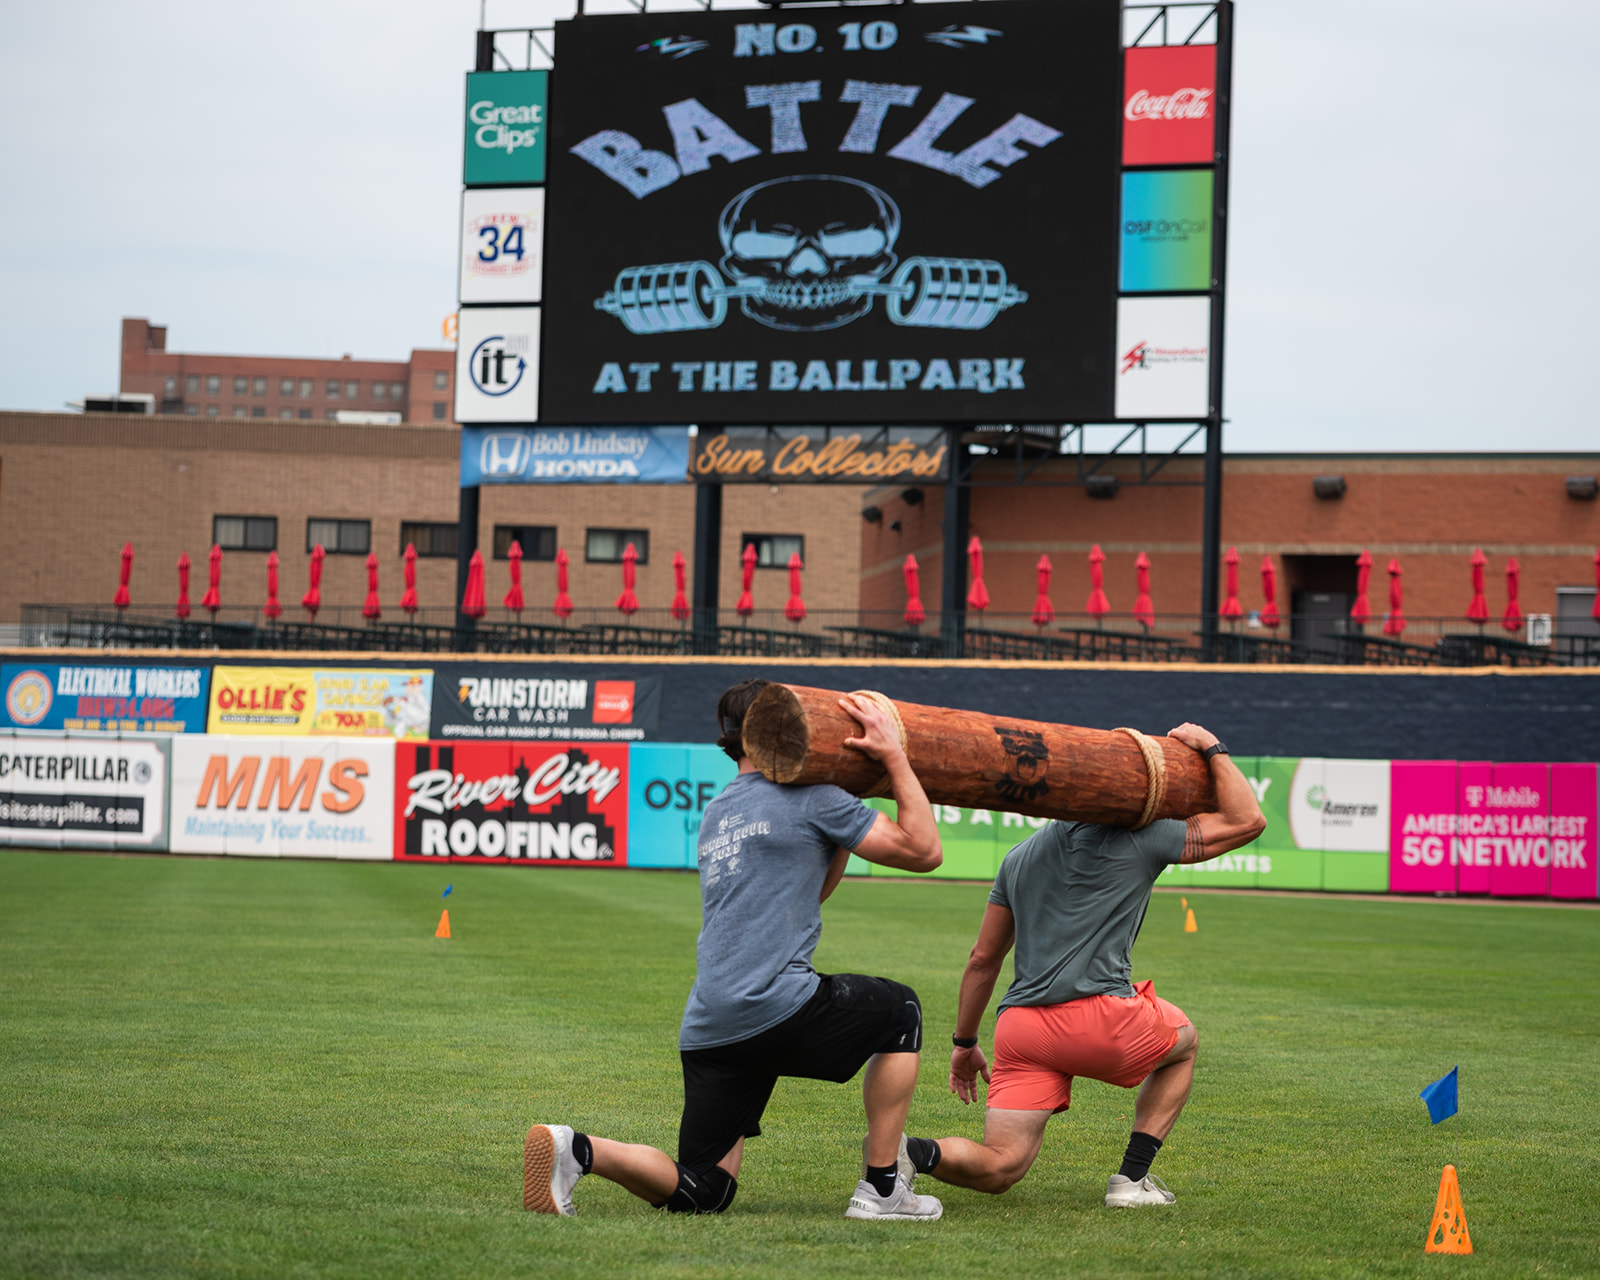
[524,1124,582,1215]
[1105,1173,1176,1207]
[844,1177,943,1221]
[859,1133,917,1186]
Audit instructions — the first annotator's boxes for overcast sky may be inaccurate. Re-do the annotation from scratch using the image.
[1,0,1594,452]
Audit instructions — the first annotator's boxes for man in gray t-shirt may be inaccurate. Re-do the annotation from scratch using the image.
[919,722,1266,1209]
[524,680,948,1222]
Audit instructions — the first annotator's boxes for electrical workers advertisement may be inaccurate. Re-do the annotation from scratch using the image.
[0,734,169,849]
[540,0,1122,424]
[430,667,661,741]
[207,667,433,739]
[1,662,209,734]
[168,736,394,859]
[393,741,629,865]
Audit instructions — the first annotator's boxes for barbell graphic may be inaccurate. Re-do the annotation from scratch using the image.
[593,257,1028,335]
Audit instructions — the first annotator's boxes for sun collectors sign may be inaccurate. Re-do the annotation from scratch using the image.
[538,0,1121,425]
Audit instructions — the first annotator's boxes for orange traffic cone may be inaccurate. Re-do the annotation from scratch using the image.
[435,909,451,939]
[1184,907,1198,933]
[1424,1164,1472,1254]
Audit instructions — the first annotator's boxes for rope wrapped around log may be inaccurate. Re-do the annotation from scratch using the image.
[742,684,1216,829]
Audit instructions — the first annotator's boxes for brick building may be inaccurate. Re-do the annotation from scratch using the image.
[117,318,457,425]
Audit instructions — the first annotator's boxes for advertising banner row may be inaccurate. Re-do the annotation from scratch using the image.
[4,731,1594,902]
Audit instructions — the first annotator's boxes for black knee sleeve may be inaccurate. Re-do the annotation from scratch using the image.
[664,1163,738,1215]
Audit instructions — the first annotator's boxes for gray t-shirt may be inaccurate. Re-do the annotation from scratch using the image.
[988,818,1186,1012]
[679,771,878,1050]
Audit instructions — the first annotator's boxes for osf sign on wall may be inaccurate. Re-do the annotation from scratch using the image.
[394,741,629,865]
[1122,45,1215,166]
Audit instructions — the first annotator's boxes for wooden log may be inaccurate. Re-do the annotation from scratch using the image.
[742,683,1217,828]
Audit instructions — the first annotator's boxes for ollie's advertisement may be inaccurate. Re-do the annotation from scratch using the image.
[394,741,629,865]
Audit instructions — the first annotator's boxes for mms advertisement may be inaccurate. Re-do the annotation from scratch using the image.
[208,667,434,739]
[539,0,1121,425]
[2,662,210,734]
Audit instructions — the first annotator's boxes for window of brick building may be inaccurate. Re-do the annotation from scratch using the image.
[234,376,248,394]
[372,382,387,400]
[205,404,220,416]
[344,380,359,399]
[325,410,339,421]
[586,528,648,564]
[390,381,405,399]
[326,380,341,399]
[252,377,266,395]
[279,408,295,419]
[741,533,804,568]
[185,405,199,416]
[233,406,249,418]
[298,408,312,420]
[494,525,556,561]
[432,402,448,421]
[164,375,176,396]
[307,518,370,555]
[280,378,295,396]
[206,375,220,393]
[186,374,200,394]
[214,515,277,552]
[251,406,265,417]
[401,522,459,559]
[433,370,449,390]
[299,379,313,398]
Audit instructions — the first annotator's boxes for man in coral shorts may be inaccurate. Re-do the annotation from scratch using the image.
[918,722,1265,1207]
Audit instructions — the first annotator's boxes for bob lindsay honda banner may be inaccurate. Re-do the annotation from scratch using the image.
[169,735,393,858]
[394,741,628,864]
[2,662,209,733]
[0,733,168,849]
[207,667,433,739]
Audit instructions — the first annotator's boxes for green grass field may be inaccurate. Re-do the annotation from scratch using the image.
[2,850,1597,1279]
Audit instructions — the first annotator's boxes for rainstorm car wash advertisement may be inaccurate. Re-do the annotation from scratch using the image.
[431,666,660,741]
[207,666,433,739]
[0,734,168,849]
[394,741,629,866]
[1,662,209,733]
[168,735,394,858]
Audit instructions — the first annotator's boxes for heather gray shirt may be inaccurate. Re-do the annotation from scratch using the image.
[988,819,1186,1012]
[679,772,878,1050]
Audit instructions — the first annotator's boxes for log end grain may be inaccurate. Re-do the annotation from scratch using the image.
[743,683,810,784]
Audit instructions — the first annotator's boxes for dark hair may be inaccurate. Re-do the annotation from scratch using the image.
[715,679,769,762]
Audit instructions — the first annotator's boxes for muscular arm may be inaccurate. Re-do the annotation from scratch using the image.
[1168,722,1267,862]
[949,902,1015,1104]
[819,846,850,902]
[839,694,942,873]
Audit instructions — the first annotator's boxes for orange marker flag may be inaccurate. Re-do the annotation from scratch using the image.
[1424,1165,1472,1254]
[435,909,451,939]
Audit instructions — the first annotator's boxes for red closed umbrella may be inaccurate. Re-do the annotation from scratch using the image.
[1466,547,1489,622]
[175,552,191,620]
[784,552,807,623]
[1220,546,1243,619]
[1133,551,1155,629]
[736,543,756,617]
[504,540,525,613]
[1031,554,1054,627]
[363,552,382,620]
[615,542,640,615]
[1502,556,1523,633]
[966,536,990,613]
[114,542,133,610]
[1349,549,1372,624]
[553,548,573,620]
[302,544,324,619]
[670,551,690,622]
[1259,555,1280,628]
[1384,558,1405,636]
[903,554,925,627]
[399,543,419,616]
[263,550,282,621]
[201,544,222,616]
[461,549,487,619]
[1085,544,1110,619]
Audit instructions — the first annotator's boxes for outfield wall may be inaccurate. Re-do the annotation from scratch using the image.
[1,654,1595,899]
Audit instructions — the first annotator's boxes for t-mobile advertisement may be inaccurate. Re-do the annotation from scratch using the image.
[394,741,629,865]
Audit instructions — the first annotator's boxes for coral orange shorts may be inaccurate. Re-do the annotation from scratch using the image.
[987,980,1189,1114]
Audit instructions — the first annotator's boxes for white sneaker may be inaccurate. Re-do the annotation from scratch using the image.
[1105,1173,1176,1207]
[844,1177,943,1221]
[524,1123,583,1215]
[860,1133,917,1186]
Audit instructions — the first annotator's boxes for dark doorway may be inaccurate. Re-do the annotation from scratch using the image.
[1284,555,1361,656]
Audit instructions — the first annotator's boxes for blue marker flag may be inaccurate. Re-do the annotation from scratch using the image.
[442,884,453,899]
[1420,1066,1458,1124]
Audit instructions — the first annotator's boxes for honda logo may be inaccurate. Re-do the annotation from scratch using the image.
[480,432,532,476]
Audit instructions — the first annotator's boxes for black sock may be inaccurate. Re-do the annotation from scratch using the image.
[570,1131,594,1176]
[1118,1131,1162,1183]
[865,1164,898,1197]
[905,1136,942,1175]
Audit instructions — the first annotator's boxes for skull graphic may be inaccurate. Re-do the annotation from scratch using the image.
[718,175,901,332]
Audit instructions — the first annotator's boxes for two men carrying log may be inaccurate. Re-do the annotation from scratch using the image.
[525,680,1266,1218]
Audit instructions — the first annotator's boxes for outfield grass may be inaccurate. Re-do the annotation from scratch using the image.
[1,849,1597,1279]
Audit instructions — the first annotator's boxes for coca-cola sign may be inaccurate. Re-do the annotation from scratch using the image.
[394,741,629,865]
[1123,45,1216,166]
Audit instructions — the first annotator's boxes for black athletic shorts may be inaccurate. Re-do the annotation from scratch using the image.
[676,972,923,1174]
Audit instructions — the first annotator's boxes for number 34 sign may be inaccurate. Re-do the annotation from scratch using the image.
[459,188,545,305]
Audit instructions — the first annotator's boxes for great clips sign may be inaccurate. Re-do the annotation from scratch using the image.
[541,0,1121,424]
[1122,45,1215,166]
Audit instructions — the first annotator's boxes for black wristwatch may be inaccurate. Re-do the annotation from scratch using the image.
[952,1034,978,1049]
[1201,742,1229,761]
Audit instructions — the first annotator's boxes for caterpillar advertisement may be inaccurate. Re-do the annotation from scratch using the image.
[537,0,1120,424]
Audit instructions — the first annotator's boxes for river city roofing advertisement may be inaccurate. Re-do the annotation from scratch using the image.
[1,662,210,733]
[207,667,434,739]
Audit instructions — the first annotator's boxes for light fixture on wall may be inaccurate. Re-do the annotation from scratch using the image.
[1566,476,1598,500]
[900,487,924,506]
[862,505,883,523]
[889,519,903,532]
[1085,475,1119,499]
[1312,475,1347,499]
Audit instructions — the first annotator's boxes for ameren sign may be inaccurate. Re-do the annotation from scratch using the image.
[464,70,548,185]
[692,426,948,483]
